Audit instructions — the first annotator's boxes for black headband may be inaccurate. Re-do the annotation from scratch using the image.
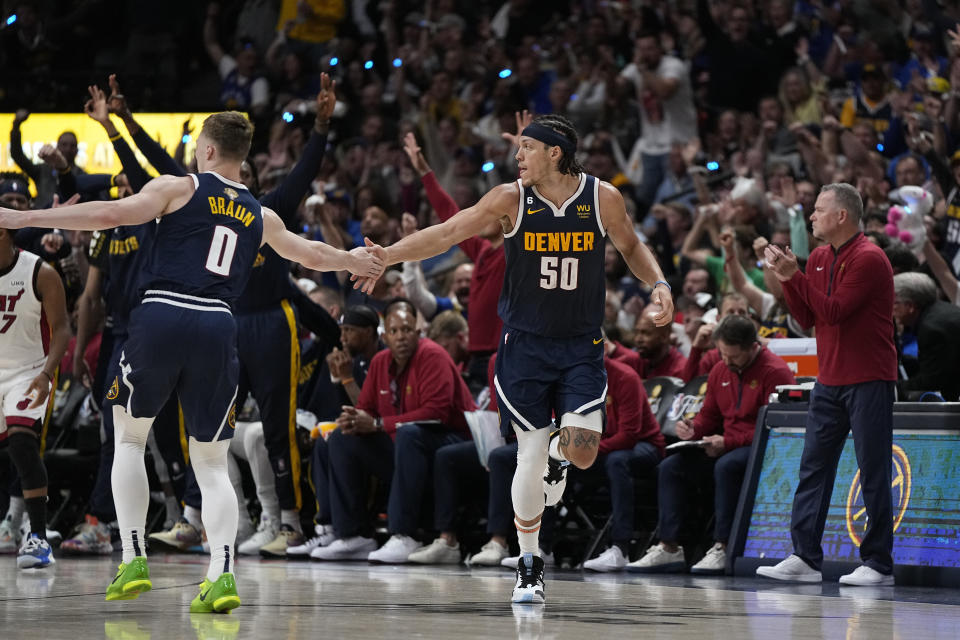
[341,305,380,329]
[521,122,576,156]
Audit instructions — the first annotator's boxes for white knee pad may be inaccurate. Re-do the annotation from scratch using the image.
[559,409,603,433]
[189,437,231,469]
[112,405,153,448]
[511,424,551,521]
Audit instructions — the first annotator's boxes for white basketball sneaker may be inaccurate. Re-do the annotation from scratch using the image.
[237,513,279,556]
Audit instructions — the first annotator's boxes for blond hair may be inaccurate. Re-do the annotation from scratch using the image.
[200,111,254,161]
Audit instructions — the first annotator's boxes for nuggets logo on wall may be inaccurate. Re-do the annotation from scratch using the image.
[228,405,236,430]
[846,444,911,546]
[106,377,119,400]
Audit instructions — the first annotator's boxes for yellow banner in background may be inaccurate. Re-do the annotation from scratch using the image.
[0,113,219,195]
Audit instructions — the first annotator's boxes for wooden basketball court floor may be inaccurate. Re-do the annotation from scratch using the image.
[2,554,959,639]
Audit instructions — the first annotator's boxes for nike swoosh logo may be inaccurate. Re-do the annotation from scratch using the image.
[527,208,545,215]
[593,338,603,344]
[816,266,824,271]
[721,381,730,386]
[199,589,210,601]
[380,389,390,394]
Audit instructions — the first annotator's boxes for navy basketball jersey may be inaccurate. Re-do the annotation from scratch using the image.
[88,222,153,333]
[235,246,293,312]
[137,172,263,304]
[499,173,606,337]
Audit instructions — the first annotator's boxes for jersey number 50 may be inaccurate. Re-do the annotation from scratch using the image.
[205,226,239,276]
[539,256,578,290]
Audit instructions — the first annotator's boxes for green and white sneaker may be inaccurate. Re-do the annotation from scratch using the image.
[105,557,152,601]
[190,573,241,614]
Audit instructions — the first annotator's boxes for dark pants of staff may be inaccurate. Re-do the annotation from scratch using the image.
[658,445,751,544]
[570,441,662,546]
[790,380,895,574]
[328,424,464,538]
[310,435,331,525]
[327,429,394,539]
[433,441,488,533]
[387,425,464,536]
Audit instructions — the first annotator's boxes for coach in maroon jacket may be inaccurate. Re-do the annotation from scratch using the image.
[759,183,897,587]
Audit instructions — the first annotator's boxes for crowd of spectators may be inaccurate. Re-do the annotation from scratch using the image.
[3,0,960,571]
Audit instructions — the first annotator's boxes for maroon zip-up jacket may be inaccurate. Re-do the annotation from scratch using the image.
[357,338,477,437]
[780,232,897,385]
[692,346,795,449]
[602,357,666,457]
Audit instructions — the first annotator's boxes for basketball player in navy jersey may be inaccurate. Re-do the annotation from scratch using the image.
[356,115,673,603]
[0,111,384,612]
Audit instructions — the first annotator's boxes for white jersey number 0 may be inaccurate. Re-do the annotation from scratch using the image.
[205,225,239,276]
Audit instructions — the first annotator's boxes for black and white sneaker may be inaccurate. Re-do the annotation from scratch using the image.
[543,455,569,507]
[511,553,545,604]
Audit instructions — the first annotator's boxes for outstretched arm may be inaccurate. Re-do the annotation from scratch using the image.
[0,174,187,231]
[261,207,383,277]
[383,183,516,266]
[600,183,673,326]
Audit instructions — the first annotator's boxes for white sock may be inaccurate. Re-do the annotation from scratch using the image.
[281,509,302,533]
[210,543,234,581]
[6,496,25,525]
[243,423,279,521]
[190,438,238,582]
[111,405,154,563]
[184,505,203,530]
[512,425,550,556]
[515,516,542,555]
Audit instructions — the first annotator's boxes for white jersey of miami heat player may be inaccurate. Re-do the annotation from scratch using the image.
[0,249,48,375]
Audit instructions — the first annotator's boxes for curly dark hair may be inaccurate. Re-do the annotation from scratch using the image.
[531,114,584,177]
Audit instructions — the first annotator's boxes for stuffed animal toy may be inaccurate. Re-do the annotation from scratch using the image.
[886,186,932,256]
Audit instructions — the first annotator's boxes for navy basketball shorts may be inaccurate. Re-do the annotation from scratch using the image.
[108,292,239,442]
[493,325,607,438]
